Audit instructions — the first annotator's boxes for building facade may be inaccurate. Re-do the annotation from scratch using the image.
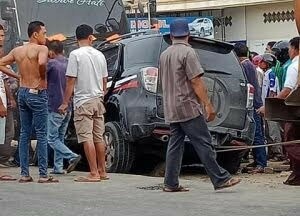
[126,0,297,53]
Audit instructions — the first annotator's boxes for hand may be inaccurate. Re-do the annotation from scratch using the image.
[0,104,7,118]
[257,106,265,117]
[8,98,17,109]
[204,103,216,122]
[58,103,68,115]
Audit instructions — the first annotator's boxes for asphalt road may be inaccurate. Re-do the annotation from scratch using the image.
[0,167,299,216]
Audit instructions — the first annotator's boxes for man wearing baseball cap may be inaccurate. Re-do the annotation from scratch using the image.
[159,19,241,192]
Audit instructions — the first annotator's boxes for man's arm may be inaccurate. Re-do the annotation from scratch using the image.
[58,76,76,114]
[278,63,298,99]
[0,50,15,67]
[191,76,216,122]
[63,77,76,105]
[103,77,107,95]
[277,87,292,99]
[102,54,108,95]
[0,50,19,80]
[191,76,210,106]
[4,80,16,109]
[184,49,216,122]
[37,46,49,89]
[0,97,6,117]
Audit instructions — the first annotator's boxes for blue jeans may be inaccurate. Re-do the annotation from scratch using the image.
[253,112,267,168]
[164,115,231,189]
[48,111,78,173]
[18,88,48,178]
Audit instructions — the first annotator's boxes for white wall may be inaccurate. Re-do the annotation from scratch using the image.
[221,1,297,53]
[246,2,297,53]
[223,7,247,42]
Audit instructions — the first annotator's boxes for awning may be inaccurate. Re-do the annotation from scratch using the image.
[156,0,293,12]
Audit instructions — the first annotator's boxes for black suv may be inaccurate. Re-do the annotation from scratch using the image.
[65,32,255,174]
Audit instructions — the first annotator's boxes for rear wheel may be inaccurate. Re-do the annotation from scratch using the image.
[105,122,135,173]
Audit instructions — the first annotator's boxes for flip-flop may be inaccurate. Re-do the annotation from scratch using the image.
[19,176,34,183]
[100,176,110,180]
[0,175,17,181]
[163,185,190,192]
[37,176,59,184]
[66,155,82,173]
[74,176,101,182]
[215,178,241,191]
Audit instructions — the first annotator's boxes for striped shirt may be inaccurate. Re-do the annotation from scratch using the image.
[159,40,204,123]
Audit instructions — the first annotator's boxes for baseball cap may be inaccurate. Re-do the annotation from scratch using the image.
[170,19,190,37]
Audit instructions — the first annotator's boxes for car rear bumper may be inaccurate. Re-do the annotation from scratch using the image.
[128,112,255,146]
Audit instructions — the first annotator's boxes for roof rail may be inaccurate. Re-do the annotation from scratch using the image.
[64,30,159,47]
[98,29,160,47]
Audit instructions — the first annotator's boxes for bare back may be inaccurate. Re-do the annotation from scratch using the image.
[13,43,47,89]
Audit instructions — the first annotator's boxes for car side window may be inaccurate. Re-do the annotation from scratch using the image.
[102,46,120,78]
[125,36,162,68]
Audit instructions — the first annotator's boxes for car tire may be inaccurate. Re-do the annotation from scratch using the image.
[217,151,244,174]
[199,28,205,37]
[105,121,135,173]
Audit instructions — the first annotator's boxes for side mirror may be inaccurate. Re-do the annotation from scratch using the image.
[1,2,14,21]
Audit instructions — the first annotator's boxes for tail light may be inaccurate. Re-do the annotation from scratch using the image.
[141,67,158,93]
[246,84,255,109]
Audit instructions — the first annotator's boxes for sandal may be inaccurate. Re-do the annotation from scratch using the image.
[19,176,34,183]
[100,176,110,180]
[163,185,190,192]
[74,176,101,182]
[0,175,17,181]
[249,166,265,174]
[37,176,59,184]
[215,178,241,191]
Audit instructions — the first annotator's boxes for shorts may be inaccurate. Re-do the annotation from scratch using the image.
[74,97,106,143]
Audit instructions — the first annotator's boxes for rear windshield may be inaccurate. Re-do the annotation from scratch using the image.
[162,38,245,79]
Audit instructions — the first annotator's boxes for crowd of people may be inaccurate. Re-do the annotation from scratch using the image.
[0,18,299,190]
[0,21,109,183]
[234,38,300,185]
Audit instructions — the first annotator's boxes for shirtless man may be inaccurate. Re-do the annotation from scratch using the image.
[0,21,58,183]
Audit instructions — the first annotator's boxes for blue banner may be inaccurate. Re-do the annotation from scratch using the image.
[129,16,214,39]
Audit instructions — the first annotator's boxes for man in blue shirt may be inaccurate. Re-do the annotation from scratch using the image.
[234,43,267,173]
[47,40,81,174]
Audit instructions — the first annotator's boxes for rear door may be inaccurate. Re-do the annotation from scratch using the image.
[157,36,248,131]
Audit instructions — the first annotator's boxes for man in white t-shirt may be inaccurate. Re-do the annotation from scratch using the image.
[277,36,300,185]
[59,24,108,182]
[277,37,299,99]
